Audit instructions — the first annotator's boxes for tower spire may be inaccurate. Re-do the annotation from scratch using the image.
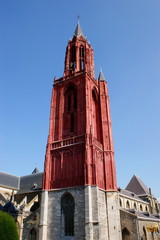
[73,18,85,38]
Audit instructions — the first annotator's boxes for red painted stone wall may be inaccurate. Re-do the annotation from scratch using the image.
[43,30,117,191]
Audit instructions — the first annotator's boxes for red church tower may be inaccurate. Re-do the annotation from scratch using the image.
[40,22,121,240]
[43,23,117,192]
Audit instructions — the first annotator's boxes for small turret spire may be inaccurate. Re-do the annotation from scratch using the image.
[98,69,105,81]
[74,18,85,38]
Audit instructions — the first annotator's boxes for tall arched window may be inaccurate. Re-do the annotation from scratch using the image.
[61,193,75,236]
[92,89,101,141]
[30,228,37,240]
[64,86,77,136]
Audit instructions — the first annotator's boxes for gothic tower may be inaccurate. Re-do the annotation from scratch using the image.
[39,22,121,240]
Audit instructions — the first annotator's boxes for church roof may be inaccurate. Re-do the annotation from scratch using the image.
[119,188,147,203]
[17,172,42,194]
[0,172,19,190]
[125,175,150,196]
[0,169,42,194]
[74,22,85,38]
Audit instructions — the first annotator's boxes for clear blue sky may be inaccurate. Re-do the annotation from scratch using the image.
[0,0,160,197]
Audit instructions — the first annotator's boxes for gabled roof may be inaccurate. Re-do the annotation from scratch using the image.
[0,168,42,195]
[17,172,42,194]
[125,175,150,196]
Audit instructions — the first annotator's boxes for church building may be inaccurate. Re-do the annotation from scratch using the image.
[0,22,160,240]
[39,22,122,240]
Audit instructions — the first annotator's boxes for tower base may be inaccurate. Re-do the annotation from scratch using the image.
[39,186,122,240]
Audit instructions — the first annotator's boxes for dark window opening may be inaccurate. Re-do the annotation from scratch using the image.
[71,46,76,70]
[61,193,75,236]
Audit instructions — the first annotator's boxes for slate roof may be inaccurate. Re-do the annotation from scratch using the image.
[136,211,160,220]
[125,175,150,196]
[0,172,19,190]
[121,208,160,221]
[0,168,42,194]
[119,188,147,203]
[17,172,42,194]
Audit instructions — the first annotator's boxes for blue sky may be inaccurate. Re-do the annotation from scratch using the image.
[0,0,160,197]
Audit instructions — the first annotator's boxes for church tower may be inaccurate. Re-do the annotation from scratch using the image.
[39,22,121,240]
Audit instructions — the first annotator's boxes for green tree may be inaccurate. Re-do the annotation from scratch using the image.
[0,211,18,240]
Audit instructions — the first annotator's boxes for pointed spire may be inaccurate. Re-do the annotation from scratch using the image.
[74,17,85,38]
[98,69,105,81]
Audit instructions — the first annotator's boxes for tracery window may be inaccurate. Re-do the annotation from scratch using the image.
[61,193,75,236]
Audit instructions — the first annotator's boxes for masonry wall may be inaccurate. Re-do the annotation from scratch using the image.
[120,209,139,240]
[47,187,85,240]
[22,209,40,240]
[40,186,121,240]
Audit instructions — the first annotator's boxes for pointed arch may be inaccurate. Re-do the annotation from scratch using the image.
[61,192,75,236]
[126,200,130,209]
[122,228,130,240]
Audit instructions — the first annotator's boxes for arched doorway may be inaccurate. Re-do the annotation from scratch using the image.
[122,227,130,240]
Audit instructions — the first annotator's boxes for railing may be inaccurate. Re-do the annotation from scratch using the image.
[51,135,85,150]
